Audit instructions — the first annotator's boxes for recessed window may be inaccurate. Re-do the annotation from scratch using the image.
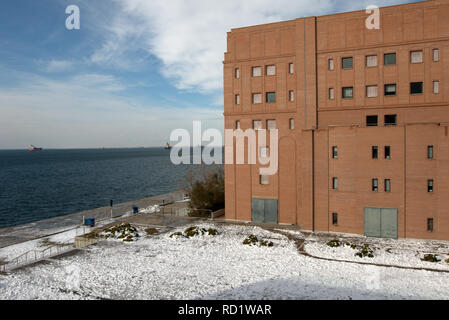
[372,179,378,192]
[332,178,338,190]
[385,179,391,192]
[342,87,353,99]
[384,53,396,65]
[253,120,262,130]
[289,63,294,74]
[411,82,423,95]
[428,218,434,232]
[366,85,378,98]
[428,179,434,193]
[259,146,269,158]
[433,81,439,94]
[385,146,391,159]
[289,90,295,102]
[366,55,378,67]
[332,213,338,226]
[266,65,276,76]
[410,51,423,64]
[385,114,397,126]
[366,115,378,127]
[260,175,269,185]
[252,93,262,104]
[235,68,240,79]
[433,49,439,62]
[342,57,353,69]
[332,146,338,159]
[328,59,334,71]
[289,118,295,130]
[428,146,434,159]
[329,88,335,100]
[385,84,397,96]
[266,119,276,130]
[235,94,240,105]
[266,92,276,103]
[236,120,241,130]
[372,146,378,159]
[252,66,262,77]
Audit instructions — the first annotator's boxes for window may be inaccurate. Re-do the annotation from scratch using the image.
[266,65,276,76]
[342,57,353,69]
[366,55,378,67]
[366,115,378,127]
[428,146,434,159]
[428,179,434,193]
[266,119,276,130]
[289,90,295,102]
[372,146,378,159]
[366,85,378,98]
[252,66,262,77]
[252,93,262,104]
[260,147,269,158]
[342,87,353,99]
[266,92,276,103]
[332,146,338,159]
[410,51,423,64]
[332,178,338,190]
[385,146,391,159]
[260,175,269,185]
[433,49,439,62]
[411,82,423,95]
[236,120,241,130]
[289,118,295,130]
[384,53,396,65]
[428,218,434,232]
[332,213,338,226]
[289,63,294,74]
[385,114,397,126]
[385,179,391,192]
[385,84,397,96]
[329,88,335,100]
[433,81,439,94]
[253,120,262,130]
[372,179,378,192]
[235,68,240,79]
[328,59,334,71]
[235,94,240,105]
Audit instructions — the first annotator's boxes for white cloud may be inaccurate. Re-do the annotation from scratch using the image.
[44,60,75,73]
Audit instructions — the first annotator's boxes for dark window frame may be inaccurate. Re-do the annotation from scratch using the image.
[332,146,338,159]
[366,115,378,127]
[266,92,276,103]
[384,84,397,96]
[428,146,434,160]
[410,82,423,95]
[332,213,338,226]
[384,53,396,66]
[342,87,353,99]
[385,146,391,159]
[385,179,391,192]
[332,177,338,190]
[372,146,379,159]
[384,114,397,126]
[428,218,434,232]
[372,179,379,192]
[428,179,434,193]
[342,57,353,70]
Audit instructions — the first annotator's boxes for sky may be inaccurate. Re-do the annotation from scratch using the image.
[0,0,416,149]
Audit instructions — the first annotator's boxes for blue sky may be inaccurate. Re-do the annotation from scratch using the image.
[0,0,415,149]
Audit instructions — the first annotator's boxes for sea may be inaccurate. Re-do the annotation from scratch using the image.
[0,148,196,229]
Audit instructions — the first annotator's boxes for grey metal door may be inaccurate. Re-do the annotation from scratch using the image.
[364,207,381,238]
[364,207,398,239]
[252,199,278,224]
[264,199,278,224]
[252,199,265,223]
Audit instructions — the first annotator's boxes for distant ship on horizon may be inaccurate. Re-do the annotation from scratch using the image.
[28,145,43,151]
[165,142,172,150]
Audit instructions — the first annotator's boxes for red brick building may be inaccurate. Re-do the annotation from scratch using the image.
[223,0,449,240]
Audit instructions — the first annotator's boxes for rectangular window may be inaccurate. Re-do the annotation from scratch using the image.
[366,85,378,98]
[342,57,353,69]
[259,147,269,158]
[332,178,338,190]
[289,63,294,74]
[253,120,262,130]
[428,146,434,159]
[260,175,269,185]
[266,119,276,130]
[428,218,434,232]
[428,179,434,193]
[329,88,335,100]
[372,179,378,192]
[252,93,262,104]
[252,66,262,77]
[266,92,276,103]
[235,94,240,105]
[384,53,396,65]
[372,146,378,159]
[385,114,397,126]
[385,146,391,159]
[289,118,295,130]
[236,120,241,130]
[411,82,423,95]
[433,49,439,62]
[366,115,378,127]
[385,179,391,192]
[385,84,397,96]
[433,81,439,94]
[266,65,276,76]
[289,90,295,102]
[235,68,240,79]
[410,51,423,64]
[328,59,334,71]
[332,213,338,226]
[332,146,338,159]
[342,87,353,99]
[366,55,378,67]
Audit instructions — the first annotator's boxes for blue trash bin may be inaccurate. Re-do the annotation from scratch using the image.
[132,206,139,214]
[85,218,95,227]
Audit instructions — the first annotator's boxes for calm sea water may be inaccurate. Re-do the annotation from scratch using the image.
[0,148,192,229]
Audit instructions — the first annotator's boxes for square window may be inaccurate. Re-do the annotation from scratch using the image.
[332,213,338,226]
[252,93,262,104]
[428,218,434,232]
[253,120,262,130]
[289,90,295,102]
[342,87,353,99]
[328,59,334,71]
[428,146,434,159]
[384,114,397,126]
[385,179,391,192]
[235,68,240,79]
[366,55,378,67]
[266,92,276,103]
[366,115,378,127]
[252,66,262,77]
[410,51,423,64]
[235,94,240,105]
[289,118,295,130]
[260,175,269,185]
[428,180,434,193]
[259,146,269,158]
[433,49,439,62]
[332,146,338,159]
[289,63,294,74]
[372,179,378,192]
[385,146,391,159]
[366,85,378,98]
[385,84,396,96]
[235,120,241,130]
[372,146,378,159]
[411,82,423,95]
[266,119,276,130]
[433,81,439,94]
[342,57,353,69]
[266,65,276,76]
[384,53,396,65]
[329,88,335,100]
[332,178,338,190]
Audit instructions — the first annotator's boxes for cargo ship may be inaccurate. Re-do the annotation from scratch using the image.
[28,145,43,151]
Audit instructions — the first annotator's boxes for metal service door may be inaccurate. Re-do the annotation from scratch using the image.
[252,199,265,223]
[380,208,398,239]
[364,207,381,238]
[252,199,278,224]
[264,199,278,224]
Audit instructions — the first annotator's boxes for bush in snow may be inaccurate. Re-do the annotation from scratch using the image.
[145,228,159,235]
[355,244,374,258]
[100,223,140,242]
[169,226,219,239]
[243,235,274,247]
[327,240,341,248]
[421,254,441,263]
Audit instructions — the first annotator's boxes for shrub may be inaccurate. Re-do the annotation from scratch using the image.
[355,244,374,258]
[422,254,441,263]
[327,240,341,248]
[243,235,273,247]
[145,228,159,235]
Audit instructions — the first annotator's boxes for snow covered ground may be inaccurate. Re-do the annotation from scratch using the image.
[0,223,448,300]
